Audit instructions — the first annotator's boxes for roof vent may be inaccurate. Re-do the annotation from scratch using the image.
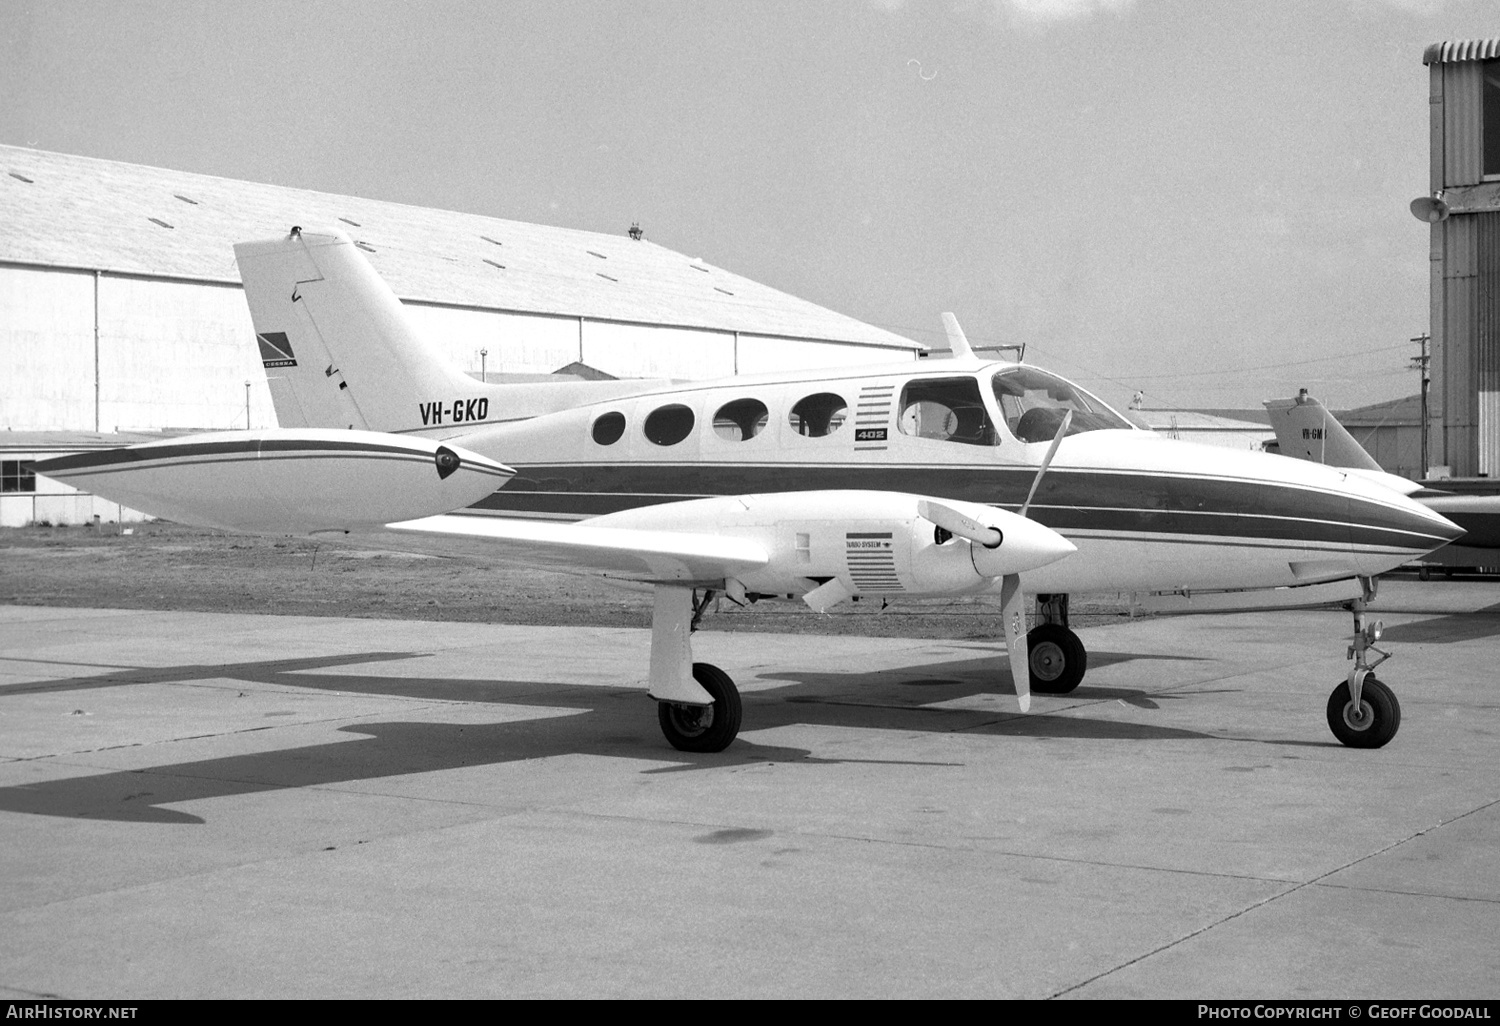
[8,172,34,184]
[148,217,175,230]
[173,193,198,205]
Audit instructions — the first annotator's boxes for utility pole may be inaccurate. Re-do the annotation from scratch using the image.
[1409,334,1430,479]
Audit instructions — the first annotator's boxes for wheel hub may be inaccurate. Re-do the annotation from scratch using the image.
[668,702,714,737]
[1030,642,1064,682]
[1341,700,1373,732]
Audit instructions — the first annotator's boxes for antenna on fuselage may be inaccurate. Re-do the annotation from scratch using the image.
[940,313,976,360]
[940,313,1024,362]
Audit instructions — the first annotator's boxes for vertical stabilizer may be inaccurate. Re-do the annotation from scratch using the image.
[235,228,494,433]
[1263,392,1384,472]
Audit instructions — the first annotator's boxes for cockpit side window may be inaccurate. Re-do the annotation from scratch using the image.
[991,367,1132,442]
[897,377,996,446]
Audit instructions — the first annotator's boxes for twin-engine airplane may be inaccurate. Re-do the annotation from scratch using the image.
[37,229,1464,752]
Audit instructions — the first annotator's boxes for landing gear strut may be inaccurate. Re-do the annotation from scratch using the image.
[650,585,742,753]
[1028,593,1087,694]
[1327,577,1400,748]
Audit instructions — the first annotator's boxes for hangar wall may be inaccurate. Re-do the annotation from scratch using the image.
[0,266,96,429]
[0,266,271,432]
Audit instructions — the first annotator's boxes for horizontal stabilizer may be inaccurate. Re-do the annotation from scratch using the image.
[34,430,514,534]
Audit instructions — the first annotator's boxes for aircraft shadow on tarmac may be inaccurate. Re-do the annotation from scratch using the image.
[1376,603,1500,645]
[0,646,1235,825]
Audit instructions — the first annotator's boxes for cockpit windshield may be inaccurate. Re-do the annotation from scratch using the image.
[991,367,1133,443]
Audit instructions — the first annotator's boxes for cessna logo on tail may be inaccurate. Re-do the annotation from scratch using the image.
[257,332,297,368]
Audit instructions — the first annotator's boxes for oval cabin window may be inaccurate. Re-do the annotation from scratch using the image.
[644,404,696,446]
[788,393,848,437]
[591,412,627,445]
[713,398,770,441]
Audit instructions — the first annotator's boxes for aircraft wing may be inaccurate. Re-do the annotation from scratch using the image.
[378,513,769,584]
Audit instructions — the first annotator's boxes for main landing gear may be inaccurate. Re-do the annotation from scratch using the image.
[650,586,743,753]
[1327,577,1400,749]
[1028,593,1087,694]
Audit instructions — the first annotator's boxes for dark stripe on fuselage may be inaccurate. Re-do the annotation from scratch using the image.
[38,438,435,474]
[36,440,513,482]
[472,462,1452,551]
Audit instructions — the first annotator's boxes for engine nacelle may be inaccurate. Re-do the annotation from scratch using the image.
[590,490,1074,599]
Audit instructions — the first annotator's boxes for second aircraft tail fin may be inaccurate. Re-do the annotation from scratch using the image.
[1263,391,1384,472]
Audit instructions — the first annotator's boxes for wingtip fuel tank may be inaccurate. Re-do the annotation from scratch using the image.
[34,429,515,535]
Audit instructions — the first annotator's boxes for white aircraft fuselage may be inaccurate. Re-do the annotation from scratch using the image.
[424,357,1457,600]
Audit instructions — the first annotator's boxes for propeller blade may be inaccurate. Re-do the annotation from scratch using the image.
[1001,573,1030,713]
[1019,408,1073,518]
[917,499,1001,548]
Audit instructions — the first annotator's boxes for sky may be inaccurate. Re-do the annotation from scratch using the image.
[1,0,1496,413]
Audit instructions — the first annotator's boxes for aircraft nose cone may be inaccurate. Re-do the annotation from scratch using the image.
[1427,508,1467,546]
[1348,488,1465,577]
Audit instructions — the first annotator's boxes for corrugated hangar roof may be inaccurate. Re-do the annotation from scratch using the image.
[1423,38,1500,65]
[0,145,918,351]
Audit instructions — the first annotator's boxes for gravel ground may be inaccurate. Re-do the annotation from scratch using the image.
[1,521,1140,639]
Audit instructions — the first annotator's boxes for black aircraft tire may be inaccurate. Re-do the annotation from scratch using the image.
[1028,623,1087,694]
[658,662,743,753]
[1326,675,1400,749]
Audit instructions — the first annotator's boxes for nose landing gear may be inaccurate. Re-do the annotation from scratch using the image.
[1328,576,1400,748]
